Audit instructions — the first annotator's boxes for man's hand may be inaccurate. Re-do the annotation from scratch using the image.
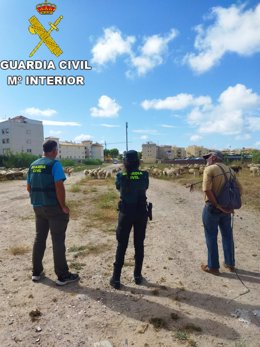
[217,205,234,214]
[62,206,70,214]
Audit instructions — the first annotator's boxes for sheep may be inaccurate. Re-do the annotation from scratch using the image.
[250,166,260,177]
[231,165,242,174]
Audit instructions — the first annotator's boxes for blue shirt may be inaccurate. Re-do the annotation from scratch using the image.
[27,160,66,185]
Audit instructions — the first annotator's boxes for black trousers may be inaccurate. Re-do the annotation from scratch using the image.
[32,206,69,277]
[113,209,148,279]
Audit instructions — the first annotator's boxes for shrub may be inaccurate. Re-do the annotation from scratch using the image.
[82,159,102,165]
[252,151,260,164]
[60,159,76,167]
[3,153,39,168]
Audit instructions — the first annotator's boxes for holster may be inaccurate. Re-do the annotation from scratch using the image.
[147,202,153,220]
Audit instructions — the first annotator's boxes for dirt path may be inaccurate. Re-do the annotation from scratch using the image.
[0,175,259,347]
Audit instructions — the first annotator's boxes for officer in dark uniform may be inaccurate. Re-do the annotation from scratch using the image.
[110,150,149,289]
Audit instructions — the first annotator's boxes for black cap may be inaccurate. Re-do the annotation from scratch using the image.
[124,150,139,162]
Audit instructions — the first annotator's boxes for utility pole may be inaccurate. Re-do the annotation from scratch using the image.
[126,122,128,152]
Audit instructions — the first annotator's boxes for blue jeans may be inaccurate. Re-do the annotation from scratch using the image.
[202,203,235,269]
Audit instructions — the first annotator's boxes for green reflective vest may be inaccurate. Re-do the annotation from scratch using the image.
[116,170,149,205]
[28,157,58,206]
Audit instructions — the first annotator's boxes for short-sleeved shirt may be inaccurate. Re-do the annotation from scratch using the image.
[202,162,242,202]
[27,160,66,185]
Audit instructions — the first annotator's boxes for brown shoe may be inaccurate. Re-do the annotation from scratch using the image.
[201,264,220,275]
[223,263,235,272]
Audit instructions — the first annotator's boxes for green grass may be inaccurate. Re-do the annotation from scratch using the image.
[175,330,188,341]
[96,191,118,209]
[68,245,88,253]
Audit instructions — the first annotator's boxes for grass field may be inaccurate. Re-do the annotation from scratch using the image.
[143,164,260,213]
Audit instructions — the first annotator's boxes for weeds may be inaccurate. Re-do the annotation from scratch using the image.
[183,323,202,332]
[9,245,30,255]
[70,184,81,193]
[149,317,167,330]
[68,245,87,253]
[175,330,188,341]
[68,243,111,257]
[69,261,85,271]
[170,312,179,320]
[67,200,82,219]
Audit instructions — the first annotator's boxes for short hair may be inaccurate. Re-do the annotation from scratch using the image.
[43,140,57,153]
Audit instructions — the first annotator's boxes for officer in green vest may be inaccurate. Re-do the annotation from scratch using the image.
[110,150,149,289]
[27,139,79,286]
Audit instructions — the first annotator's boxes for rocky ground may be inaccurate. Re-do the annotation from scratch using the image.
[0,172,259,347]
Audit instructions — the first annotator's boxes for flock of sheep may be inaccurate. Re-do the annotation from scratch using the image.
[0,168,28,181]
[146,163,260,178]
[0,162,259,182]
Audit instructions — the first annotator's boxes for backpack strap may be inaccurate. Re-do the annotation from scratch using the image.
[215,163,231,182]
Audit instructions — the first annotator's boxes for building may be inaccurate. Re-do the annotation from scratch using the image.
[0,116,43,156]
[45,137,104,161]
[90,143,104,161]
[171,146,186,159]
[142,142,158,163]
[142,142,186,163]
[158,145,173,160]
[186,145,208,158]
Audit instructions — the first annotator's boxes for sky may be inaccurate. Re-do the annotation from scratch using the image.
[0,0,260,153]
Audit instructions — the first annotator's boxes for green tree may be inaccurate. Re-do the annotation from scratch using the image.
[110,148,119,158]
[252,151,260,164]
[104,149,110,158]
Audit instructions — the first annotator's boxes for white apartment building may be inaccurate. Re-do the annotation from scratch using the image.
[45,137,104,161]
[0,116,43,156]
[142,142,158,163]
[91,143,104,161]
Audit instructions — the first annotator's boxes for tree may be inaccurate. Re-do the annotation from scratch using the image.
[110,148,119,158]
[252,150,260,164]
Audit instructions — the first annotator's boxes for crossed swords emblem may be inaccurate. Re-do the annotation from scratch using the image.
[28,15,63,57]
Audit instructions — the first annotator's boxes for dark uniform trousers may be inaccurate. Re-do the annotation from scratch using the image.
[32,206,69,277]
[113,205,148,280]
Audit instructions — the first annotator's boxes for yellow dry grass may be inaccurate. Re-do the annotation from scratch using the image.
[9,245,30,256]
[154,165,260,212]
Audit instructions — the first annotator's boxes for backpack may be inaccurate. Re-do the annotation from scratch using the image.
[215,164,242,209]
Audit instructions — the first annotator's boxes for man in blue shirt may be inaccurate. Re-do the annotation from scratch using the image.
[27,140,79,285]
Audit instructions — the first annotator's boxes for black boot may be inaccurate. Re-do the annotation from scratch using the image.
[134,275,143,285]
[110,265,121,289]
[109,276,121,289]
[134,261,143,285]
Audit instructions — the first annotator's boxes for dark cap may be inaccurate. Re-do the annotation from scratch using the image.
[203,150,224,161]
[124,150,139,162]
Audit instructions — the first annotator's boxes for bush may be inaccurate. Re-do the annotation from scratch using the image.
[252,151,260,164]
[60,159,76,167]
[82,159,102,165]
[0,155,8,167]
[2,153,39,168]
